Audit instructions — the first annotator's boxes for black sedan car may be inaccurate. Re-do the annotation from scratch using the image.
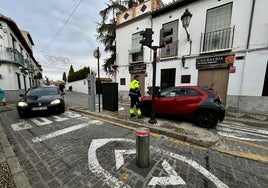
[17,86,65,118]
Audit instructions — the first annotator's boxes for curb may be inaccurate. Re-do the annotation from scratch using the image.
[0,124,31,188]
[69,107,220,147]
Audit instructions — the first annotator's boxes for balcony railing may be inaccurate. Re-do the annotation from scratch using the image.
[200,26,235,53]
[0,46,25,67]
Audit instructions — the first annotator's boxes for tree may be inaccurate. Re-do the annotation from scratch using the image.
[96,0,144,73]
[62,72,67,82]
[68,65,75,82]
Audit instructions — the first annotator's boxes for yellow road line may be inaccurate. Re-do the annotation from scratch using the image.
[215,148,268,162]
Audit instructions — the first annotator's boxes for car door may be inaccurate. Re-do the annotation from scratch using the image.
[174,88,203,115]
[155,88,180,114]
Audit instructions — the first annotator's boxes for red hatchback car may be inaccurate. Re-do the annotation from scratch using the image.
[140,86,225,128]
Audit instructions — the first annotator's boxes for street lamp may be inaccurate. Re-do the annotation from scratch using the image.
[93,47,101,112]
[180,9,192,41]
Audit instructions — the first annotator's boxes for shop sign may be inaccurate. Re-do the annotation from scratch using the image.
[196,55,235,69]
[129,63,146,73]
[229,66,236,73]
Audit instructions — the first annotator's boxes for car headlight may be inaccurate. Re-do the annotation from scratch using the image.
[18,102,28,107]
[51,99,61,104]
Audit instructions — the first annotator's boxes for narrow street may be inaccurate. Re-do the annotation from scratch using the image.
[0,91,267,187]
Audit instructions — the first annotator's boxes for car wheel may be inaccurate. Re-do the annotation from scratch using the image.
[59,106,65,114]
[196,109,219,128]
[18,112,26,119]
[140,102,151,117]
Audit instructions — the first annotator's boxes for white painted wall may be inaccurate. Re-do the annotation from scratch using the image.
[66,79,89,94]
[116,0,268,113]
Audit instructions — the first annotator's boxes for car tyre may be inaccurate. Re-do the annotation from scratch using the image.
[18,112,26,119]
[196,109,219,128]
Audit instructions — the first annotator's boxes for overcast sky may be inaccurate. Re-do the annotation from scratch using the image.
[0,0,170,81]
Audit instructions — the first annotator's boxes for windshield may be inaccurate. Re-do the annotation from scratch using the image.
[26,87,59,96]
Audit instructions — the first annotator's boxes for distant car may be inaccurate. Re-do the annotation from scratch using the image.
[140,86,225,128]
[17,86,65,118]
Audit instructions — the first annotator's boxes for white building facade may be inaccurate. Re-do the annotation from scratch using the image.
[0,14,42,103]
[115,0,268,115]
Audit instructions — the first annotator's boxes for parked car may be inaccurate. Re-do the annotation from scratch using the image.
[17,86,65,118]
[140,86,225,128]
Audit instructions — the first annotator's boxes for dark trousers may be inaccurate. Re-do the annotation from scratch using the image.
[130,96,140,108]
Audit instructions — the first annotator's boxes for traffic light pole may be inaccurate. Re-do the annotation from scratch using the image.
[148,46,158,124]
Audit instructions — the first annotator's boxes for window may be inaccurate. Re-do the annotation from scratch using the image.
[120,78,126,85]
[181,75,191,83]
[129,32,143,63]
[16,73,21,89]
[160,20,178,58]
[202,3,233,52]
[160,68,176,89]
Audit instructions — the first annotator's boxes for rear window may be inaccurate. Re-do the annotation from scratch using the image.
[202,87,218,98]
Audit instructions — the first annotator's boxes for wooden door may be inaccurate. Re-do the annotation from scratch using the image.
[197,68,229,105]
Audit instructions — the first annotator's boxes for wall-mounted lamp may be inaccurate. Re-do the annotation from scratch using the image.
[180,9,192,41]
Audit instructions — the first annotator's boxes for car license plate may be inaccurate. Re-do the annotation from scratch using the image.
[32,107,47,111]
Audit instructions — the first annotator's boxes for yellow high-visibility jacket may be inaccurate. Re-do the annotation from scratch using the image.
[129,79,141,97]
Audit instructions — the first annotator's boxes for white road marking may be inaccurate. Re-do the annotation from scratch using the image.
[217,123,268,142]
[11,121,33,131]
[64,111,82,118]
[11,111,86,132]
[30,117,52,126]
[88,138,133,188]
[148,160,186,186]
[88,138,229,188]
[115,149,135,170]
[217,132,268,142]
[219,123,268,135]
[52,115,69,122]
[32,120,102,143]
[154,147,229,188]
[118,107,125,111]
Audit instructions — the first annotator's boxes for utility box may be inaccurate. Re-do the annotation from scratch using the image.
[87,74,96,111]
[102,82,118,111]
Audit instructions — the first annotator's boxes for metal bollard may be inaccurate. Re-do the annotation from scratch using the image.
[136,127,150,168]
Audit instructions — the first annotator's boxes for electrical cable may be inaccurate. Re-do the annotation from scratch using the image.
[42,0,84,51]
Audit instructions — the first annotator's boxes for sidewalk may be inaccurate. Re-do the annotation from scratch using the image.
[0,92,267,187]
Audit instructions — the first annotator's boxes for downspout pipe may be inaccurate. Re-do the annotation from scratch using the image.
[246,0,256,49]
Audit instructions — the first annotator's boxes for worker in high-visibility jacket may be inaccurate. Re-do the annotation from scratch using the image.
[129,75,142,118]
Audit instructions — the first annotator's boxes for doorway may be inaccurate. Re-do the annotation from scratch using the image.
[197,68,229,105]
[160,68,176,90]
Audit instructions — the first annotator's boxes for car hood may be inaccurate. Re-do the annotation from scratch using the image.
[21,95,60,103]
[142,95,152,101]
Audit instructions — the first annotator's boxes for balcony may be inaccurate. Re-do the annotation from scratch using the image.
[200,26,234,54]
[0,46,25,67]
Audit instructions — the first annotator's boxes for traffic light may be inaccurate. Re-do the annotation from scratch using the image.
[140,28,154,47]
[159,28,173,47]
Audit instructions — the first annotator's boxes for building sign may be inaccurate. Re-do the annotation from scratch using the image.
[229,66,236,73]
[196,55,235,69]
[129,63,146,73]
